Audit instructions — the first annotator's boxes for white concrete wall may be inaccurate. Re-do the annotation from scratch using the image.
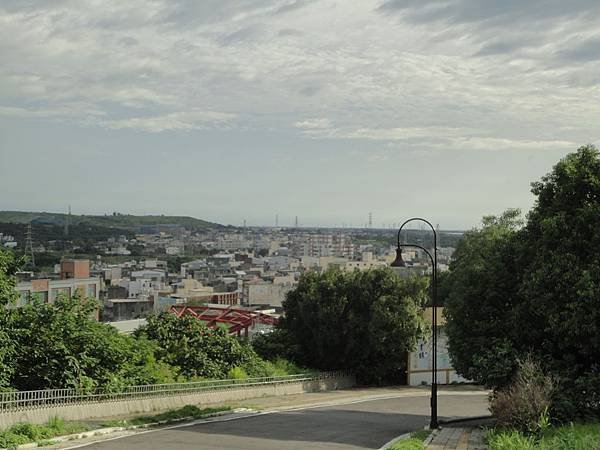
[0,375,355,428]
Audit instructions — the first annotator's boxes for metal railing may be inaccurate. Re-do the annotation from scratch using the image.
[0,371,350,413]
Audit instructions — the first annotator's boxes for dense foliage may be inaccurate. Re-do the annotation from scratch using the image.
[444,145,600,420]
[443,209,523,388]
[134,312,271,380]
[255,267,428,384]
[0,250,22,387]
[6,295,177,391]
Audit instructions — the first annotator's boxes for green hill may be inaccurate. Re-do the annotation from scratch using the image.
[0,211,221,231]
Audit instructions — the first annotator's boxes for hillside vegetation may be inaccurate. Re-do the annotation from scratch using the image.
[0,211,220,230]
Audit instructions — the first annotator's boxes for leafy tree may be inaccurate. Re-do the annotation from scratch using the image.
[0,249,23,307]
[444,146,600,420]
[517,145,600,418]
[0,249,23,387]
[258,267,428,384]
[10,294,176,391]
[127,243,145,257]
[135,313,267,379]
[443,209,523,388]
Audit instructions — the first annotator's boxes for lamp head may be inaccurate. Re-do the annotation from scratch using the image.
[390,247,406,267]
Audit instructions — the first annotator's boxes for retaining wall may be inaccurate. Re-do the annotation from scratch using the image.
[0,375,355,428]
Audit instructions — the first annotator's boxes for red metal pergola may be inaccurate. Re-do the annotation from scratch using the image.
[169,304,278,337]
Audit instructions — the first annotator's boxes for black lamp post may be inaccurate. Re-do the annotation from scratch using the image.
[390,217,439,429]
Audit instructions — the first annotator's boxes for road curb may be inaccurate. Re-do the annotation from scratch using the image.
[438,415,494,426]
[1,410,237,450]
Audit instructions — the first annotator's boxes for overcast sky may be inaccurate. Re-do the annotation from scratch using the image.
[1,0,599,229]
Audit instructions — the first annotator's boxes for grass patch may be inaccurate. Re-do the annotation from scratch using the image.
[386,429,431,449]
[0,416,90,449]
[388,437,426,450]
[487,422,600,450]
[410,429,431,441]
[100,405,231,428]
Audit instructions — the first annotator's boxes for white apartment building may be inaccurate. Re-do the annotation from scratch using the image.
[216,234,251,251]
[296,233,354,258]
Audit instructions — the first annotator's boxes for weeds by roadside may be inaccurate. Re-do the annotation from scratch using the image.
[0,417,90,449]
[100,405,231,428]
[487,423,600,450]
[0,405,231,449]
[386,429,431,450]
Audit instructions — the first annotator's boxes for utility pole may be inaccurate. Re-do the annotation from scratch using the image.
[64,205,71,236]
[24,222,35,268]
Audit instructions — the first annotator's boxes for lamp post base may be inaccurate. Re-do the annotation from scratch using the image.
[430,382,439,429]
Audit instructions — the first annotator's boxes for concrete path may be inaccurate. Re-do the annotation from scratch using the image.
[427,427,487,450]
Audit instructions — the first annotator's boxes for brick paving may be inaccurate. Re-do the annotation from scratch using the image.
[426,427,487,450]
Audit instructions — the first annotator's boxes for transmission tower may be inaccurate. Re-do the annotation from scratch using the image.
[24,223,35,268]
[368,212,373,228]
[64,205,71,236]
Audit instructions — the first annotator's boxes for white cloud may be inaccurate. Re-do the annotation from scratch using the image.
[445,137,577,151]
[0,0,598,144]
[101,110,236,132]
[294,118,332,130]
[0,104,105,119]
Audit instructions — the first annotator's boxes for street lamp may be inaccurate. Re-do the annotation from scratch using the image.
[390,217,439,429]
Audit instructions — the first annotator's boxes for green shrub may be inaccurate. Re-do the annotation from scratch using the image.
[135,313,268,380]
[227,367,248,380]
[487,429,536,450]
[490,358,555,433]
[0,417,90,448]
[0,430,31,449]
[267,358,305,375]
[9,423,54,440]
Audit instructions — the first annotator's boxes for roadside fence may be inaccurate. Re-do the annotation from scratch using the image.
[0,371,350,413]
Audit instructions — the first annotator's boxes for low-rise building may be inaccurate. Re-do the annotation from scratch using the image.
[407,307,470,386]
[102,298,153,321]
[14,259,101,306]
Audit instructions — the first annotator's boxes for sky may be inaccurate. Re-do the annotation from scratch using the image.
[1,0,599,229]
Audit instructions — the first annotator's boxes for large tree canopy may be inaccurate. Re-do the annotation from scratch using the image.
[443,209,524,388]
[255,267,428,384]
[444,145,600,419]
[10,295,177,391]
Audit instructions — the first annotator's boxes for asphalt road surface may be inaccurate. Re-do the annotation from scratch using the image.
[65,391,488,450]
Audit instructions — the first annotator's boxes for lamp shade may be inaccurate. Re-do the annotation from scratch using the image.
[390,247,406,267]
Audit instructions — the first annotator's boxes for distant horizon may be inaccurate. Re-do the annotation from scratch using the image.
[0,208,471,232]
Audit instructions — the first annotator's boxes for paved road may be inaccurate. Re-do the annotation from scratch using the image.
[65,391,488,450]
